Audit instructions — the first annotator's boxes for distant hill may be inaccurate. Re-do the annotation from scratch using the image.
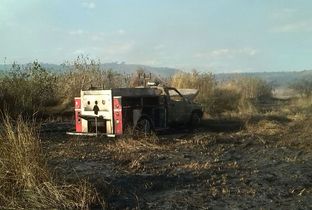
[215,70,312,87]
[100,62,178,77]
[0,62,178,78]
[1,63,312,87]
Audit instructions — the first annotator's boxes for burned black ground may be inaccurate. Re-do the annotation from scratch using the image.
[42,117,312,210]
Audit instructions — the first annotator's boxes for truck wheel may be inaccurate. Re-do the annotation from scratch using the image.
[134,118,152,137]
[190,112,202,127]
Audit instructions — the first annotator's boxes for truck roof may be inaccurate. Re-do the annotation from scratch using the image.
[83,86,198,100]
[112,87,162,97]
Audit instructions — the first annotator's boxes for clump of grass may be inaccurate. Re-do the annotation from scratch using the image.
[0,115,98,209]
[245,119,285,136]
[104,137,166,171]
[105,137,162,154]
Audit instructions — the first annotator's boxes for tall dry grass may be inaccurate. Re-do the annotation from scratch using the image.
[171,70,216,112]
[0,59,274,118]
[286,96,312,118]
[55,56,129,109]
[171,70,216,100]
[287,78,312,116]
[226,77,273,100]
[0,115,98,209]
[0,57,130,117]
[290,77,312,98]
[218,77,273,115]
[171,71,273,116]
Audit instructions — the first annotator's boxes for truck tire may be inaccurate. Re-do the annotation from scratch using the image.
[190,112,202,127]
[133,117,152,137]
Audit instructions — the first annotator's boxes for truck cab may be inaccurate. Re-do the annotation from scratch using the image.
[163,87,202,126]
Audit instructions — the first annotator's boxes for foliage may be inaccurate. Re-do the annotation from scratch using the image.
[0,61,57,117]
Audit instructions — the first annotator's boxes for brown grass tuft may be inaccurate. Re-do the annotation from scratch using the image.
[105,137,163,154]
[0,115,99,209]
[245,119,285,136]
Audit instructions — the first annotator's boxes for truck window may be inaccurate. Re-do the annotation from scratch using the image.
[168,89,184,102]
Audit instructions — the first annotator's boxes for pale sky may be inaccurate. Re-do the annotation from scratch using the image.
[0,0,312,73]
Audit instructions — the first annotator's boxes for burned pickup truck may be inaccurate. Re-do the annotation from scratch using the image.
[67,84,203,137]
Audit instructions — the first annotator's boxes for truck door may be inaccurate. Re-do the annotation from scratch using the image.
[166,88,188,124]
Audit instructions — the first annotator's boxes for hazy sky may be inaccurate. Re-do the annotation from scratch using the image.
[0,0,312,72]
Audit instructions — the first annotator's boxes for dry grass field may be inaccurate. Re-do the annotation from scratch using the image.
[42,111,312,209]
[0,62,311,209]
